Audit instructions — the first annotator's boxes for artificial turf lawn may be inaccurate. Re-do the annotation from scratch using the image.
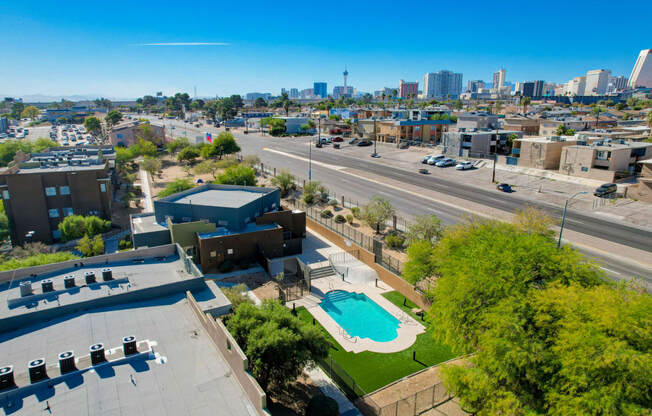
[297,291,455,393]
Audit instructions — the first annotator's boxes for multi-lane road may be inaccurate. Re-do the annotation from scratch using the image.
[143,116,652,285]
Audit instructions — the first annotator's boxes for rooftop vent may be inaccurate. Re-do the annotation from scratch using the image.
[41,279,54,293]
[123,336,138,356]
[64,275,76,288]
[84,271,96,284]
[28,358,47,383]
[19,281,33,297]
[101,268,113,281]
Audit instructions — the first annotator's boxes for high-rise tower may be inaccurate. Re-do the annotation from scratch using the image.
[343,67,349,89]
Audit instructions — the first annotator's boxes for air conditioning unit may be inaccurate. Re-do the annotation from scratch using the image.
[19,281,33,297]
[0,366,14,390]
[101,268,113,281]
[123,336,138,356]
[28,358,47,383]
[90,344,106,365]
[64,275,76,288]
[41,279,54,293]
[58,351,76,374]
[84,271,96,284]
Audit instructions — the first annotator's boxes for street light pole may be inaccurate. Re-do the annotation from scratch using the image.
[558,191,588,248]
[372,116,377,157]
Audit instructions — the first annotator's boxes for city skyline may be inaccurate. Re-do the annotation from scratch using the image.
[0,0,650,98]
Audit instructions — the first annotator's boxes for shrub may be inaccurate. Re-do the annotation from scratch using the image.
[320,209,333,218]
[221,283,251,310]
[350,206,361,219]
[303,193,315,205]
[385,232,405,249]
[219,260,235,273]
[0,252,80,271]
[216,165,257,186]
[58,215,111,241]
[334,214,346,223]
[306,395,339,416]
[157,178,195,198]
[118,239,132,250]
[328,199,338,207]
[346,214,354,224]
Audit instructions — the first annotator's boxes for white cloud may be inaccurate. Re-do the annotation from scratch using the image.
[138,42,228,46]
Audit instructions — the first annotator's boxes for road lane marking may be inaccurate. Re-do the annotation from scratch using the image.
[600,267,622,275]
[263,148,347,171]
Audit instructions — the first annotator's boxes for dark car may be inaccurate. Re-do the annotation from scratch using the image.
[594,183,617,197]
[497,183,513,193]
[349,138,359,145]
[332,136,344,142]
[357,140,373,146]
[418,168,429,174]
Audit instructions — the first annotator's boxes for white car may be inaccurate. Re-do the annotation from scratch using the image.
[422,154,436,164]
[427,155,446,165]
[436,158,456,167]
[455,161,474,170]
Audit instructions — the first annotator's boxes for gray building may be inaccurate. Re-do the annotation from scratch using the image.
[456,112,500,130]
[0,116,8,133]
[443,129,523,158]
[423,70,463,99]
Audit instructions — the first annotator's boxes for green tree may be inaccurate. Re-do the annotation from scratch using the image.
[216,164,256,186]
[201,132,240,159]
[261,117,286,136]
[226,300,329,391]
[271,170,296,197]
[442,282,650,415]
[405,214,444,245]
[513,205,556,237]
[591,106,604,128]
[104,110,123,128]
[135,122,162,145]
[166,137,191,154]
[128,138,157,158]
[115,146,135,171]
[402,240,436,285]
[253,97,267,108]
[454,99,463,110]
[177,146,200,164]
[58,215,110,241]
[0,200,10,242]
[84,116,102,135]
[302,180,321,204]
[361,196,395,233]
[427,218,604,355]
[76,233,105,257]
[157,178,195,198]
[506,133,518,148]
[21,105,40,120]
[32,138,57,152]
[193,159,224,180]
[10,102,24,119]
[647,111,652,129]
[555,124,576,136]
[140,157,162,182]
[221,283,252,310]
[521,97,531,113]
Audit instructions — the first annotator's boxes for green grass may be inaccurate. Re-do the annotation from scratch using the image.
[297,291,455,393]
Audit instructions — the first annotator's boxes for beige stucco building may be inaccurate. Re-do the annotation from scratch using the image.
[109,121,166,147]
[558,141,652,182]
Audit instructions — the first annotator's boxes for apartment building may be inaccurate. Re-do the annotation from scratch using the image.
[442,129,523,158]
[108,120,166,147]
[455,112,499,130]
[510,136,586,169]
[585,69,611,96]
[630,159,652,202]
[539,116,617,136]
[131,184,306,274]
[398,80,418,99]
[559,140,652,182]
[357,119,451,145]
[0,147,114,245]
[503,116,540,136]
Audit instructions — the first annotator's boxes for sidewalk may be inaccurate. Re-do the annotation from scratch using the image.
[138,168,154,213]
[306,366,362,416]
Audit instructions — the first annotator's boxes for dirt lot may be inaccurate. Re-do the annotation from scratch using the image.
[149,155,215,196]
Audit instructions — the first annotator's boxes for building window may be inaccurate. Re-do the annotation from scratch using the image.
[227,249,233,255]
[63,207,74,217]
[100,183,107,192]
[52,230,62,240]
[117,133,123,139]
[45,187,57,196]
[60,186,70,195]
[210,251,216,258]
[48,208,59,218]
[2,190,8,200]
[581,167,589,172]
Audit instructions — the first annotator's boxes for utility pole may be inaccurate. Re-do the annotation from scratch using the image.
[372,116,378,157]
[558,191,588,248]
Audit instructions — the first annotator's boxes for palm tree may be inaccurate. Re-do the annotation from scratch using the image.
[521,97,531,114]
[591,106,603,129]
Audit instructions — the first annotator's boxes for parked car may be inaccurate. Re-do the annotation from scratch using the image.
[594,183,617,197]
[435,158,455,167]
[422,155,435,164]
[357,140,373,146]
[497,183,513,193]
[418,168,429,174]
[332,136,343,142]
[427,155,446,165]
[349,138,359,145]
[455,161,474,170]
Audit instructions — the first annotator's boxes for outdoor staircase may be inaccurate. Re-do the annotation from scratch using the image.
[310,265,335,279]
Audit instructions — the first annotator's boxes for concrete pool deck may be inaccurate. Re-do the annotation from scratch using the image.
[292,275,425,353]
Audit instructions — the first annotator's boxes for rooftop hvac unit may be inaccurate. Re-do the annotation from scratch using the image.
[0,366,14,390]
[19,281,33,297]
[41,279,54,293]
[84,271,96,284]
[58,351,76,374]
[28,358,48,383]
[89,343,106,365]
[123,336,138,356]
[101,268,113,281]
[64,275,76,288]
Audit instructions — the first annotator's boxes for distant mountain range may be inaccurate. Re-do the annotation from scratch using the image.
[2,94,137,103]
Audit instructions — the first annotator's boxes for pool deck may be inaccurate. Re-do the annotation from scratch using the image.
[292,275,425,353]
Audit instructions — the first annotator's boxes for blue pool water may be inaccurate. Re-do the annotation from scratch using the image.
[319,290,400,342]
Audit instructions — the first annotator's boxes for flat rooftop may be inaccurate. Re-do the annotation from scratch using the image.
[171,188,265,208]
[197,222,278,239]
[131,213,167,234]
[0,290,256,416]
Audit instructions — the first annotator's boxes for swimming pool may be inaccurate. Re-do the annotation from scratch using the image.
[319,290,400,342]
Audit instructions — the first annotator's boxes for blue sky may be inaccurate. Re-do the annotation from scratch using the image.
[1,0,650,99]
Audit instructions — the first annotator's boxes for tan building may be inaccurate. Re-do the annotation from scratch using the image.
[539,117,617,136]
[109,121,166,147]
[358,119,450,145]
[558,141,652,182]
[629,160,652,202]
[502,116,540,136]
[511,136,586,169]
